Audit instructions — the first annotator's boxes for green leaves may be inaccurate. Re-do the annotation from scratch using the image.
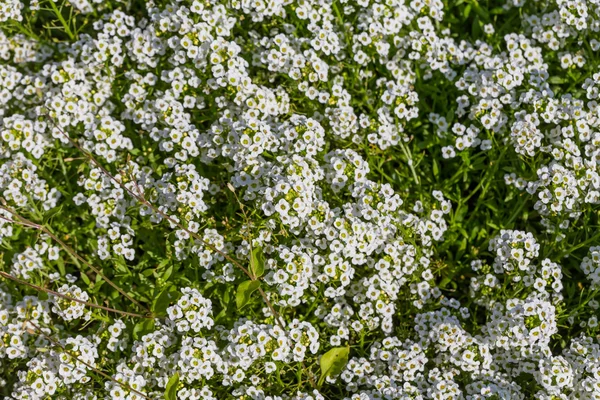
[164,372,179,400]
[235,246,265,310]
[317,346,350,388]
[236,280,261,309]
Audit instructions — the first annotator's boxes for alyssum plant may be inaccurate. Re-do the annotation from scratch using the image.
[1,0,600,399]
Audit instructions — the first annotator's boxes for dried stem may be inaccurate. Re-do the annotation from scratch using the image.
[0,270,150,319]
[0,207,151,315]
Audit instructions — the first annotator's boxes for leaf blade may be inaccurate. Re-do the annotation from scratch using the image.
[164,372,179,400]
[250,246,265,278]
[236,280,261,309]
[318,346,350,387]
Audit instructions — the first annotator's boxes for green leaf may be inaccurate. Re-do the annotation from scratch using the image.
[463,4,472,19]
[56,257,66,276]
[250,246,265,278]
[223,284,232,306]
[80,272,91,286]
[548,76,566,84]
[157,258,171,269]
[445,107,455,125]
[162,265,174,281]
[439,276,457,290]
[152,287,176,317]
[236,280,261,309]
[114,259,130,275]
[473,3,489,21]
[133,318,155,340]
[141,268,154,277]
[164,372,179,400]
[42,204,64,224]
[471,16,482,39]
[215,296,236,324]
[318,346,350,387]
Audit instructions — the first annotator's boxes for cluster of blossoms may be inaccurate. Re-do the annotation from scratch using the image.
[51,284,92,321]
[1,0,600,399]
[580,246,600,289]
[10,239,60,278]
[469,230,564,306]
[166,287,214,333]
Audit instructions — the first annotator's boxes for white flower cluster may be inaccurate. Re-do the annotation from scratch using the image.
[0,0,22,23]
[166,287,214,333]
[10,240,59,279]
[581,246,600,289]
[0,152,60,211]
[470,230,564,307]
[434,8,600,229]
[51,284,91,321]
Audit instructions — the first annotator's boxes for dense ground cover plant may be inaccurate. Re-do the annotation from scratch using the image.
[1,0,600,398]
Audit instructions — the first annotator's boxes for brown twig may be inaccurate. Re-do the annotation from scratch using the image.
[0,270,151,319]
[0,207,151,315]
[26,319,153,400]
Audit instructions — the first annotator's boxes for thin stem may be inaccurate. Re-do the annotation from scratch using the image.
[0,206,151,314]
[48,0,76,40]
[9,20,41,41]
[399,140,420,185]
[0,270,150,319]
[559,230,600,258]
